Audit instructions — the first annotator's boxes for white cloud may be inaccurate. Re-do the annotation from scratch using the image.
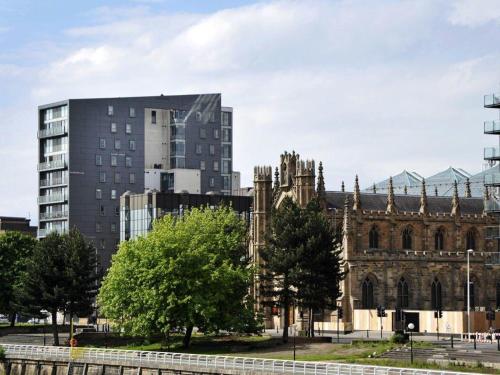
[448,0,500,27]
[1,0,500,220]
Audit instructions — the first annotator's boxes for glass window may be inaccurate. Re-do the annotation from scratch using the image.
[114,172,121,183]
[129,107,135,117]
[362,278,375,309]
[213,161,219,172]
[115,139,121,150]
[129,140,136,151]
[209,177,215,187]
[369,226,379,249]
[209,112,215,122]
[200,128,206,139]
[171,141,185,156]
[222,112,230,126]
[111,189,117,199]
[397,277,409,308]
[222,144,231,158]
[100,239,105,249]
[170,157,185,169]
[115,206,119,216]
[196,111,202,121]
[222,175,230,190]
[151,110,157,124]
[99,172,106,183]
[195,144,202,154]
[111,123,117,133]
[100,205,105,216]
[95,155,102,166]
[126,123,132,134]
[126,156,132,167]
[129,173,135,184]
[111,155,117,166]
[111,223,117,233]
[466,229,476,250]
[435,228,444,250]
[222,128,232,142]
[108,105,114,116]
[431,278,442,310]
[222,160,231,174]
[96,222,101,233]
[209,144,215,155]
[402,227,412,250]
[99,138,106,149]
[214,129,219,139]
[171,125,185,139]
[96,189,102,200]
[200,161,206,170]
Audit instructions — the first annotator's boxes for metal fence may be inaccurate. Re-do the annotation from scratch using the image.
[1,344,474,375]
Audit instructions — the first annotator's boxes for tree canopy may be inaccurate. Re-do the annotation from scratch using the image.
[98,205,260,348]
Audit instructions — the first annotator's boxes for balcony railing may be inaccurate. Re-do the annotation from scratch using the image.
[38,228,68,238]
[38,125,67,138]
[40,178,66,187]
[38,160,66,171]
[484,198,500,212]
[484,120,500,134]
[484,147,500,160]
[40,211,68,221]
[38,194,67,204]
[484,93,500,107]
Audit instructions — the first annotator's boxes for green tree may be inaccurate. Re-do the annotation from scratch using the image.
[99,206,259,348]
[260,197,304,343]
[20,229,99,345]
[296,198,346,337]
[0,231,37,326]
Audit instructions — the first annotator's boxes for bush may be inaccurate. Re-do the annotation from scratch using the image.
[390,331,408,344]
[0,346,5,361]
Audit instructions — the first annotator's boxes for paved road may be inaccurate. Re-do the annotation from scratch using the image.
[0,332,69,346]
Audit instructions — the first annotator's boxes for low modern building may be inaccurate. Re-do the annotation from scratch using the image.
[120,190,252,241]
[37,94,238,268]
[0,216,37,236]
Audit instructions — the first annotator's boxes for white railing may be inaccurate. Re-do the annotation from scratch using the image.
[0,344,473,375]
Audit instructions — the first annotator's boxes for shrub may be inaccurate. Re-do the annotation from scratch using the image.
[0,346,5,361]
[390,331,408,344]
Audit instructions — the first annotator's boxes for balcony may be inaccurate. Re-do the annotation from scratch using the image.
[38,193,67,205]
[484,120,500,134]
[40,211,68,221]
[40,178,67,188]
[38,227,68,238]
[38,160,66,171]
[484,147,500,161]
[484,173,500,186]
[484,93,500,108]
[38,125,67,138]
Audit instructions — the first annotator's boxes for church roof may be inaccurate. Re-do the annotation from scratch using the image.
[324,191,484,215]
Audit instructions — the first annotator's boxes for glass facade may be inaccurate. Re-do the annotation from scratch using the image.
[221,110,232,194]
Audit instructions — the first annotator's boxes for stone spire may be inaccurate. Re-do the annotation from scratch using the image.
[404,185,408,195]
[341,181,345,192]
[465,178,472,198]
[272,167,280,201]
[316,162,326,198]
[451,181,460,216]
[343,195,351,234]
[434,186,438,197]
[386,176,397,214]
[372,183,377,194]
[419,179,428,215]
[353,175,361,211]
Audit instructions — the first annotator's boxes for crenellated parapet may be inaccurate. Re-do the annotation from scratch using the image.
[280,151,299,188]
[294,159,315,207]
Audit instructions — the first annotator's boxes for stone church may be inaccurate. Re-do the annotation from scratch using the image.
[251,151,500,334]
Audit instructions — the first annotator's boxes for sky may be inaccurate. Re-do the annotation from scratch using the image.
[1,0,500,223]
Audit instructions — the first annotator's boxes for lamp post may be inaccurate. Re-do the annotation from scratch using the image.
[467,249,474,341]
[407,322,415,364]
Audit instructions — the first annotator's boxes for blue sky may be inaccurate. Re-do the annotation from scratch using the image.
[1,0,500,221]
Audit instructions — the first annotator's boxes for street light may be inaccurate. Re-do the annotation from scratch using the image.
[467,249,474,341]
[407,322,415,364]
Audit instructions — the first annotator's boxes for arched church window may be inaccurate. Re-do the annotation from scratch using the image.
[362,278,375,309]
[397,277,409,308]
[431,278,442,310]
[369,226,379,249]
[434,228,444,251]
[402,227,412,250]
[466,229,476,250]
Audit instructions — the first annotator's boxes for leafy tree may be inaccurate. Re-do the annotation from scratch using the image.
[0,231,37,326]
[20,229,99,345]
[260,197,304,343]
[99,205,259,348]
[296,198,346,337]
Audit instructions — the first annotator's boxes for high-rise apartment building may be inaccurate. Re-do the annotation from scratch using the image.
[37,94,235,267]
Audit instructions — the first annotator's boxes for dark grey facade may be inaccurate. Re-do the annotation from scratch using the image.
[37,94,233,268]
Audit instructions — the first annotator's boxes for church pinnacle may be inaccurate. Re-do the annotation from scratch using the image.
[353,175,361,211]
[386,176,396,214]
[451,181,460,216]
[316,161,326,198]
[465,178,472,198]
[419,179,428,215]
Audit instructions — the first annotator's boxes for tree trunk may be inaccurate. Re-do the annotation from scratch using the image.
[51,309,59,346]
[9,313,16,327]
[310,309,315,338]
[283,298,289,343]
[183,325,194,348]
